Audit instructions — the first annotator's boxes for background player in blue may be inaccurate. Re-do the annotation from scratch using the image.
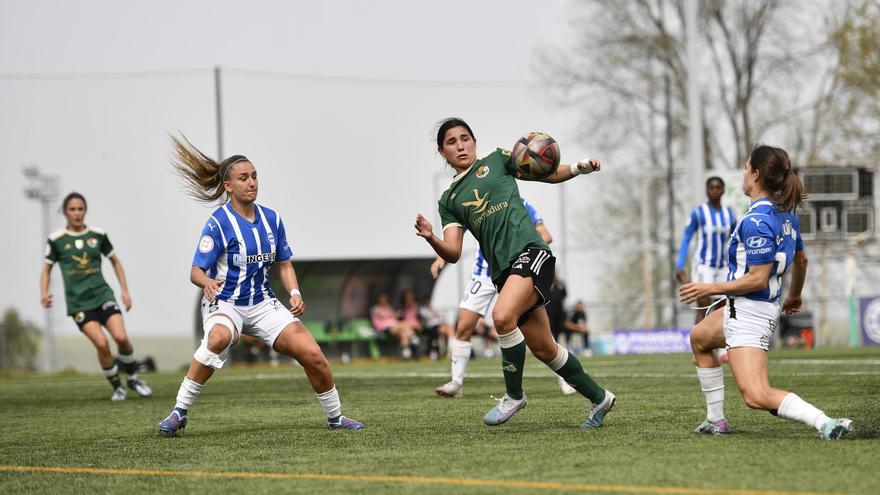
[431,197,553,398]
[676,177,737,325]
[681,145,852,440]
[157,137,364,435]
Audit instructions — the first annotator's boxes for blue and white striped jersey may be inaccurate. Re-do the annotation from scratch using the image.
[192,202,293,306]
[727,199,803,303]
[472,198,543,278]
[677,202,737,270]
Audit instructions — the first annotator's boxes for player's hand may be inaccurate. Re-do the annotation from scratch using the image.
[204,279,224,302]
[576,159,601,174]
[414,214,434,239]
[289,294,305,317]
[680,283,714,305]
[781,294,803,315]
[675,269,687,284]
[40,292,52,308]
[121,290,132,311]
[430,257,446,279]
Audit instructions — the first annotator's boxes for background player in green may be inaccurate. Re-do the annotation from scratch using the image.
[414,118,615,429]
[40,192,152,401]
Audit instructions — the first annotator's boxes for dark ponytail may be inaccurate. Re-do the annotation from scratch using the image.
[748,144,806,211]
[778,168,807,212]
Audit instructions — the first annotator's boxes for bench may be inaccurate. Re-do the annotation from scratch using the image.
[302,319,386,359]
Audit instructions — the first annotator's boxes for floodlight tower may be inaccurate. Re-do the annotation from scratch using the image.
[23,165,59,372]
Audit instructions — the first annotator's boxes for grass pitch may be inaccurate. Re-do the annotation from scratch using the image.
[1,348,878,494]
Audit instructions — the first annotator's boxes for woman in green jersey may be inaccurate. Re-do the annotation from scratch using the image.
[414,118,615,428]
[40,192,152,401]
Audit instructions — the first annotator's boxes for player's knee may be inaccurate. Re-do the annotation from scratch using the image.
[492,309,517,334]
[455,324,473,340]
[531,345,556,363]
[96,343,113,360]
[301,346,329,371]
[690,328,711,353]
[206,324,234,353]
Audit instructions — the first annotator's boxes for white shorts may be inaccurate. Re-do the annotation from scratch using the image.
[201,297,298,354]
[722,297,779,351]
[459,275,497,317]
[692,262,728,284]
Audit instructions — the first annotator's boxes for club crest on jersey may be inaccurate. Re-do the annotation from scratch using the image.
[267,232,275,247]
[87,238,98,248]
[198,235,214,253]
[475,166,489,178]
[75,239,84,250]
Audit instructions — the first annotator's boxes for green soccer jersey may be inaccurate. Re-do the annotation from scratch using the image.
[438,148,549,282]
[44,226,117,314]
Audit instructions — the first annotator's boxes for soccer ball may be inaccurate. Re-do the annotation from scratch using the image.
[511,132,560,180]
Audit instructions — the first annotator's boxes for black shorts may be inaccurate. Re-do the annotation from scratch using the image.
[494,248,556,324]
[70,300,122,331]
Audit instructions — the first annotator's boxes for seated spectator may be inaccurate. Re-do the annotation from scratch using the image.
[418,296,453,360]
[370,293,416,359]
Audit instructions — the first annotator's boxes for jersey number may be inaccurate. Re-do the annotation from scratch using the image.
[768,252,787,298]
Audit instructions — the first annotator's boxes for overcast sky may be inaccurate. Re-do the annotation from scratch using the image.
[2,0,613,338]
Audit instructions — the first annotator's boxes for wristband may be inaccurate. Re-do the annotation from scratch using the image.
[290,289,301,297]
[570,161,593,176]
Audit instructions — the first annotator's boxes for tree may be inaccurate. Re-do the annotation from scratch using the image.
[0,308,41,371]
[541,0,852,327]
[828,0,880,162]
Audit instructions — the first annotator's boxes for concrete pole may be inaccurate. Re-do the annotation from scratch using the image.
[685,0,705,203]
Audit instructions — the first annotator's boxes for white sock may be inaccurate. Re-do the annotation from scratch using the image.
[778,393,831,431]
[449,339,472,385]
[102,363,119,378]
[174,377,203,411]
[696,366,725,422]
[316,386,342,420]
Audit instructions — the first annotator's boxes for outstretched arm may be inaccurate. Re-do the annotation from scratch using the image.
[108,254,132,311]
[414,214,464,263]
[541,159,601,184]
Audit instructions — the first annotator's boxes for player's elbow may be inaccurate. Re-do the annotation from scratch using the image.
[443,252,461,264]
[189,266,203,287]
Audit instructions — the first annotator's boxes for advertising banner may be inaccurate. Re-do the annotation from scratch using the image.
[859,296,880,346]
[612,328,691,355]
